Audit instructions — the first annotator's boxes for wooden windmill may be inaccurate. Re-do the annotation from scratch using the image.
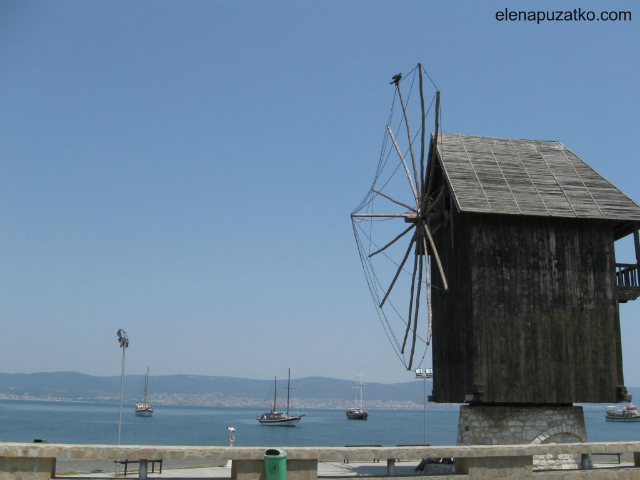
[427,133,640,405]
[352,65,640,408]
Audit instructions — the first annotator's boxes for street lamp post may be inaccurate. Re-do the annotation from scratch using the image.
[415,368,433,445]
[116,329,129,476]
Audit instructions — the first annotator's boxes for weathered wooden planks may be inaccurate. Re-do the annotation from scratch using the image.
[435,133,640,225]
[426,133,638,405]
[430,210,624,404]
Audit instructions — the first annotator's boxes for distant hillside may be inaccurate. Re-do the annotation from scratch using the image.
[0,372,430,408]
[2,372,637,409]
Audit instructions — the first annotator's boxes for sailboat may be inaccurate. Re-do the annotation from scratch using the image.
[346,370,368,420]
[256,369,304,426]
[134,367,154,417]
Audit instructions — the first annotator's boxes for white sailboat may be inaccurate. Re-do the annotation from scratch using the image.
[256,369,304,426]
[134,367,154,417]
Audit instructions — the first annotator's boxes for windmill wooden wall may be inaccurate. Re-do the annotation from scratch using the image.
[430,211,624,404]
[427,134,640,405]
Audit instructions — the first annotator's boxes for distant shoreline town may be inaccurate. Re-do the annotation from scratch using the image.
[0,371,431,409]
[2,372,636,410]
[0,392,425,409]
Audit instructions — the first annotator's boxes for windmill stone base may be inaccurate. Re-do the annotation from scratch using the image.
[456,405,588,470]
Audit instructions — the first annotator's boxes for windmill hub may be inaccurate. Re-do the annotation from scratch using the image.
[403,211,443,225]
[403,212,419,223]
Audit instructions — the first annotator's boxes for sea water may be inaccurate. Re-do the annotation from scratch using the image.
[0,400,638,447]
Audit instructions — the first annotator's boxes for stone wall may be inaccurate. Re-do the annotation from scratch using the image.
[457,405,587,469]
[3,441,640,480]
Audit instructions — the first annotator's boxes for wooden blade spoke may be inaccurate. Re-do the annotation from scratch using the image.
[386,125,420,207]
[419,64,426,198]
[379,234,416,308]
[422,220,448,291]
[351,213,411,218]
[425,91,440,197]
[395,82,420,195]
[373,189,416,212]
[430,222,443,237]
[423,237,433,346]
[408,250,424,371]
[369,224,414,258]
[401,249,420,355]
[420,183,446,218]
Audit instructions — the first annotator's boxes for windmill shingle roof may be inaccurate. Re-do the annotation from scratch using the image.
[435,134,640,228]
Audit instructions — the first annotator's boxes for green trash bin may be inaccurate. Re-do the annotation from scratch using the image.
[264,448,287,480]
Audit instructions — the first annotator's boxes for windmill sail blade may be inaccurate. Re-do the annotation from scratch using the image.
[425,91,440,197]
[351,64,445,372]
[373,189,416,212]
[386,125,419,206]
[395,81,420,195]
[369,224,414,258]
[417,235,434,348]
[424,250,433,346]
[401,251,420,354]
[422,221,448,291]
[351,213,410,218]
[379,234,416,308]
[419,64,426,197]
[421,183,446,218]
[407,251,424,371]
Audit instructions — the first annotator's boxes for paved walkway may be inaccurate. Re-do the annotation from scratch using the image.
[61,461,429,478]
[59,460,634,478]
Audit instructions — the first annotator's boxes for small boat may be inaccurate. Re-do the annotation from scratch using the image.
[134,368,154,417]
[257,369,304,426]
[346,370,368,420]
[605,404,640,422]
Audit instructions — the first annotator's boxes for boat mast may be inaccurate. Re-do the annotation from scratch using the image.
[286,369,291,416]
[272,377,277,411]
[356,369,365,409]
[143,367,149,404]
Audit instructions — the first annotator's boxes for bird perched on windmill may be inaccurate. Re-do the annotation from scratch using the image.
[390,73,402,85]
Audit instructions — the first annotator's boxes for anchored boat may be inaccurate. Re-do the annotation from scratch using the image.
[346,370,368,420]
[257,369,304,426]
[134,367,154,417]
[605,404,640,421]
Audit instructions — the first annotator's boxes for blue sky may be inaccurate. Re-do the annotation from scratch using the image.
[1,0,639,387]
